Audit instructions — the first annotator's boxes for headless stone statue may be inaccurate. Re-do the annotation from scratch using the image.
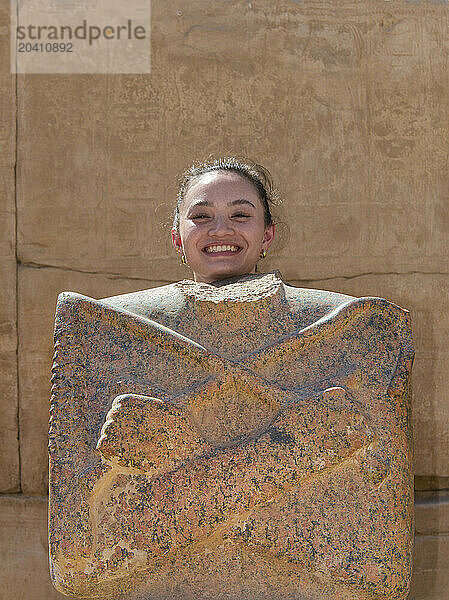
[49,271,414,600]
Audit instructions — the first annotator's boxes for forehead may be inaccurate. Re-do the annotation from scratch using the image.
[182,171,261,206]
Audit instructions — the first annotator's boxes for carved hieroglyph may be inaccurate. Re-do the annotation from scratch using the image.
[49,272,414,600]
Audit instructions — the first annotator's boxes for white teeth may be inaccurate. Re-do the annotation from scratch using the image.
[205,245,239,253]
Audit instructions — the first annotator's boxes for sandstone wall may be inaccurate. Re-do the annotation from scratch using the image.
[1,0,448,598]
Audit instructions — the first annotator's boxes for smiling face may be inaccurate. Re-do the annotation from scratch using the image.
[172,170,275,284]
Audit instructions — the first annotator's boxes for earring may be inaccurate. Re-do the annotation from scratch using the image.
[259,248,267,259]
[176,246,188,265]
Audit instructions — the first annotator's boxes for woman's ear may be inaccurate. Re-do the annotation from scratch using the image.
[263,223,276,250]
[171,228,182,251]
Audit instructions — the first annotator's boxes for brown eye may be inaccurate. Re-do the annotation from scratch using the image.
[190,214,210,220]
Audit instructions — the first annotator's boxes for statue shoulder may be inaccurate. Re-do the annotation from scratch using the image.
[283,282,356,308]
[99,283,185,320]
[282,284,412,346]
[282,282,356,323]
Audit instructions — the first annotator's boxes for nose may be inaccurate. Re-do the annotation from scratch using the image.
[208,215,234,236]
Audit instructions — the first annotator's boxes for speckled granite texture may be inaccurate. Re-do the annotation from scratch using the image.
[49,271,414,600]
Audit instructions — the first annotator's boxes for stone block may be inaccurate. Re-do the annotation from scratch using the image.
[18,265,164,494]
[16,71,181,281]
[415,492,449,536]
[289,273,449,476]
[0,0,19,492]
[409,535,449,600]
[0,495,65,599]
[0,255,19,493]
[49,272,413,599]
[409,493,449,598]
[415,476,449,492]
[16,1,448,281]
[0,0,10,70]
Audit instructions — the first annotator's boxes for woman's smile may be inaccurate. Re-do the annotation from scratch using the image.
[203,244,241,254]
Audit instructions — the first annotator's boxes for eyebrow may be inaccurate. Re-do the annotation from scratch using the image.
[189,199,256,209]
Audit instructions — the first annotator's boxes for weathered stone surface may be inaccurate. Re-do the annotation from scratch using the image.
[415,492,449,536]
[16,1,448,282]
[18,265,163,494]
[0,497,443,600]
[49,272,413,599]
[0,496,65,599]
[409,493,449,599]
[409,535,449,600]
[0,0,20,492]
[290,273,449,476]
[415,476,449,492]
[0,493,439,600]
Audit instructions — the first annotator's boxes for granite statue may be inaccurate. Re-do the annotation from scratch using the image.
[49,271,414,600]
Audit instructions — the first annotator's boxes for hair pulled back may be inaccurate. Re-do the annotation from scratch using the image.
[173,156,280,232]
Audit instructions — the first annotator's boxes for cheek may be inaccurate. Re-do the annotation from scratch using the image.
[179,224,203,256]
[245,222,266,246]
[179,222,196,242]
